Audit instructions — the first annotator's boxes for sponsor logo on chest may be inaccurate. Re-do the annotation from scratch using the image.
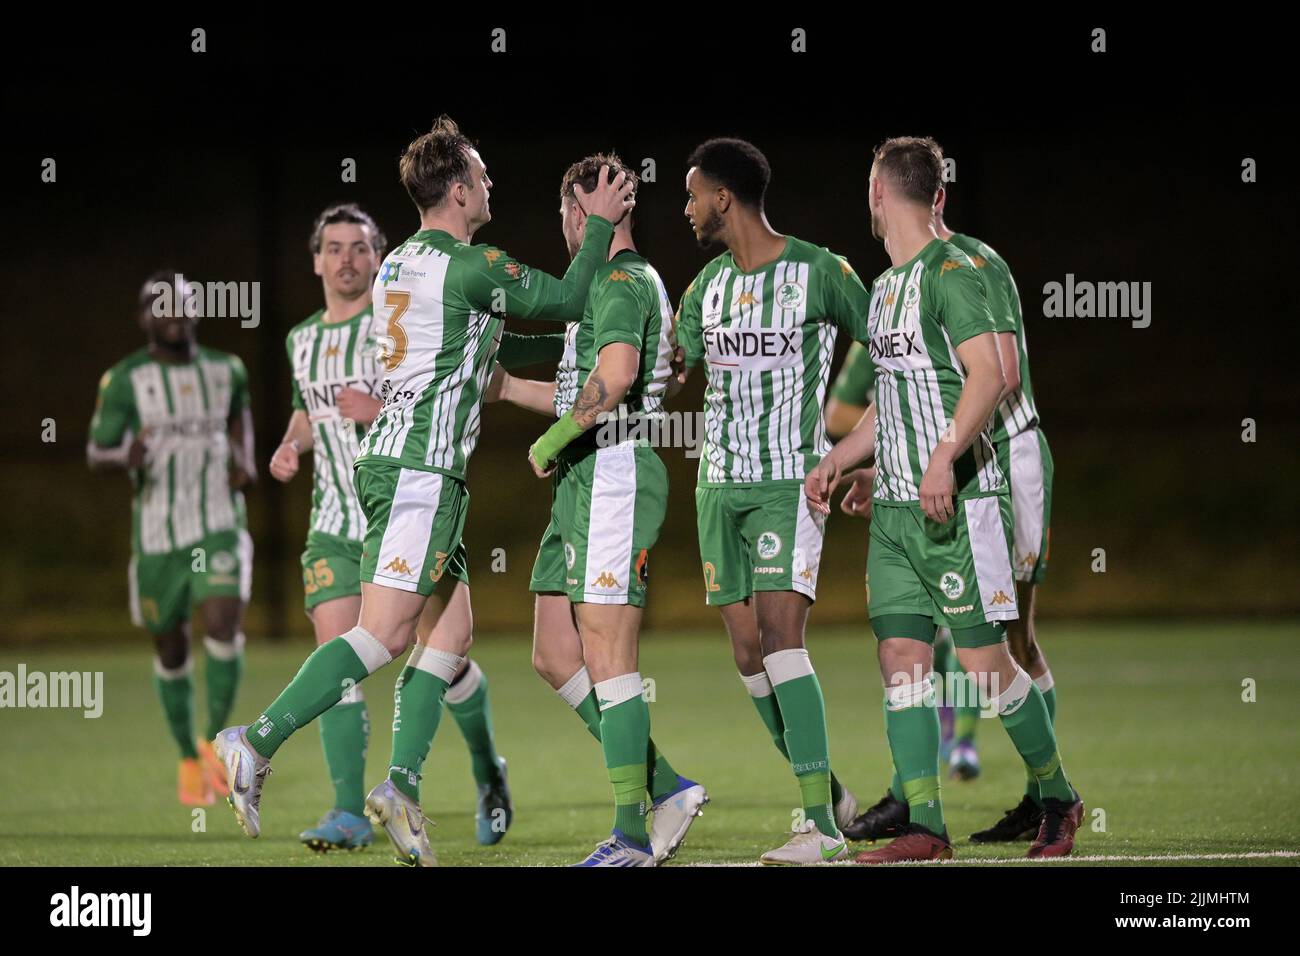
[868,266,927,371]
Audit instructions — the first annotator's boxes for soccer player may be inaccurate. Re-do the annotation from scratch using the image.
[489,153,706,866]
[674,138,868,864]
[805,136,1082,861]
[269,202,512,852]
[88,272,254,806]
[213,116,633,866]
[930,189,1063,843]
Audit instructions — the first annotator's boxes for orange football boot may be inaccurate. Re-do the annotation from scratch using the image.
[179,756,215,806]
[197,739,231,797]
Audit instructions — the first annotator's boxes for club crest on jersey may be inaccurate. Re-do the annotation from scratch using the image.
[379,262,403,285]
[776,281,805,310]
[903,283,921,309]
[757,531,783,560]
[210,551,236,574]
[939,571,966,600]
[564,542,576,570]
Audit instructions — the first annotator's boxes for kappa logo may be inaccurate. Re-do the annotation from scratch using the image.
[483,249,503,265]
[736,290,758,306]
[971,254,988,268]
[591,571,620,589]
[428,552,448,583]
[837,257,855,278]
[756,531,782,560]
[940,259,963,274]
[608,269,632,282]
[384,557,414,576]
[1019,551,1038,568]
[209,550,236,574]
[990,590,1015,605]
[939,571,966,600]
[776,281,805,310]
[379,261,403,285]
[324,344,340,358]
[564,542,576,570]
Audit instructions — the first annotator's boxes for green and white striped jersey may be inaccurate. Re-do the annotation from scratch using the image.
[287,306,381,542]
[357,216,614,479]
[946,233,1039,441]
[863,238,1004,504]
[90,347,250,555]
[554,250,675,420]
[675,236,872,485]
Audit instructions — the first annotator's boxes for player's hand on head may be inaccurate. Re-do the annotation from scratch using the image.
[574,165,636,226]
[269,440,299,483]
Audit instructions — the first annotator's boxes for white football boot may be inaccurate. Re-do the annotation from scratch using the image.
[650,776,709,864]
[212,726,272,838]
[834,783,860,831]
[759,818,849,865]
[364,779,437,867]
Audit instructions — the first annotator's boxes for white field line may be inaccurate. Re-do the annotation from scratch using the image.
[681,850,1300,867]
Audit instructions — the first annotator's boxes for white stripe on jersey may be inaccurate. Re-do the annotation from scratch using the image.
[643,265,676,415]
[132,364,172,552]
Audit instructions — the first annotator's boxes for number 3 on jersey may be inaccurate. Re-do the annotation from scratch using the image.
[379,291,410,371]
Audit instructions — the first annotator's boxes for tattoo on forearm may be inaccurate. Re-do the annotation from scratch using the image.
[572,373,609,429]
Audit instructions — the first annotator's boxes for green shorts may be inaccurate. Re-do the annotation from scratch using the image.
[129,528,252,634]
[357,462,470,596]
[867,494,1019,641]
[997,427,1054,584]
[301,531,363,611]
[695,481,826,606]
[530,442,667,607]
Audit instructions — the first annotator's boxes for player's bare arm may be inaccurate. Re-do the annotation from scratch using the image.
[486,365,558,416]
[228,406,257,490]
[269,410,314,483]
[336,387,381,425]
[918,331,1004,524]
[805,402,877,513]
[527,342,637,477]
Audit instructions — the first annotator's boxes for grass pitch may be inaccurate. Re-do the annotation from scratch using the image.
[1,621,1296,867]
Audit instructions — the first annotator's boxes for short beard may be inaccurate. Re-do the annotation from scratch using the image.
[696,209,725,249]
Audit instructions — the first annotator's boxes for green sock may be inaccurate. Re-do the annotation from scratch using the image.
[248,629,387,759]
[596,674,651,846]
[446,662,503,787]
[883,698,905,801]
[318,695,369,816]
[883,681,944,834]
[388,648,459,803]
[1025,676,1058,804]
[564,672,678,801]
[997,678,1072,803]
[153,660,198,759]
[745,672,845,810]
[765,651,837,837]
[203,635,244,741]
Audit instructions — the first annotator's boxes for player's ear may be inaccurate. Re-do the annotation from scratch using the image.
[716,186,732,215]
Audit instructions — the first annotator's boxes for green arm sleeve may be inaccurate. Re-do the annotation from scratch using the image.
[591,268,646,352]
[89,366,137,446]
[830,341,874,405]
[229,354,251,416]
[980,260,1018,334]
[498,331,566,370]
[462,215,614,322]
[937,256,996,347]
[675,275,705,367]
[286,333,305,411]
[823,254,874,345]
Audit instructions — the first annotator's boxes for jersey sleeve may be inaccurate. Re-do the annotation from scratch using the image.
[591,269,647,352]
[461,215,614,322]
[830,341,874,405]
[497,331,566,370]
[936,256,996,346]
[285,333,305,411]
[821,254,873,345]
[228,354,251,416]
[674,274,705,367]
[981,259,1018,334]
[89,366,137,446]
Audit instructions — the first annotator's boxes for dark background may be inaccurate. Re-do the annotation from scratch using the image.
[3,15,1296,643]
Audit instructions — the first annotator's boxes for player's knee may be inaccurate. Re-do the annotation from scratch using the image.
[153,630,189,670]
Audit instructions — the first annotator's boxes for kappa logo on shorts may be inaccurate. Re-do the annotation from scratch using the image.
[564,543,576,570]
[793,547,814,581]
[384,557,414,577]
[939,571,966,600]
[990,590,1014,605]
[209,550,236,574]
[1018,551,1038,569]
[756,531,782,560]
[429,552,448,583]
[591,571,620,589]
